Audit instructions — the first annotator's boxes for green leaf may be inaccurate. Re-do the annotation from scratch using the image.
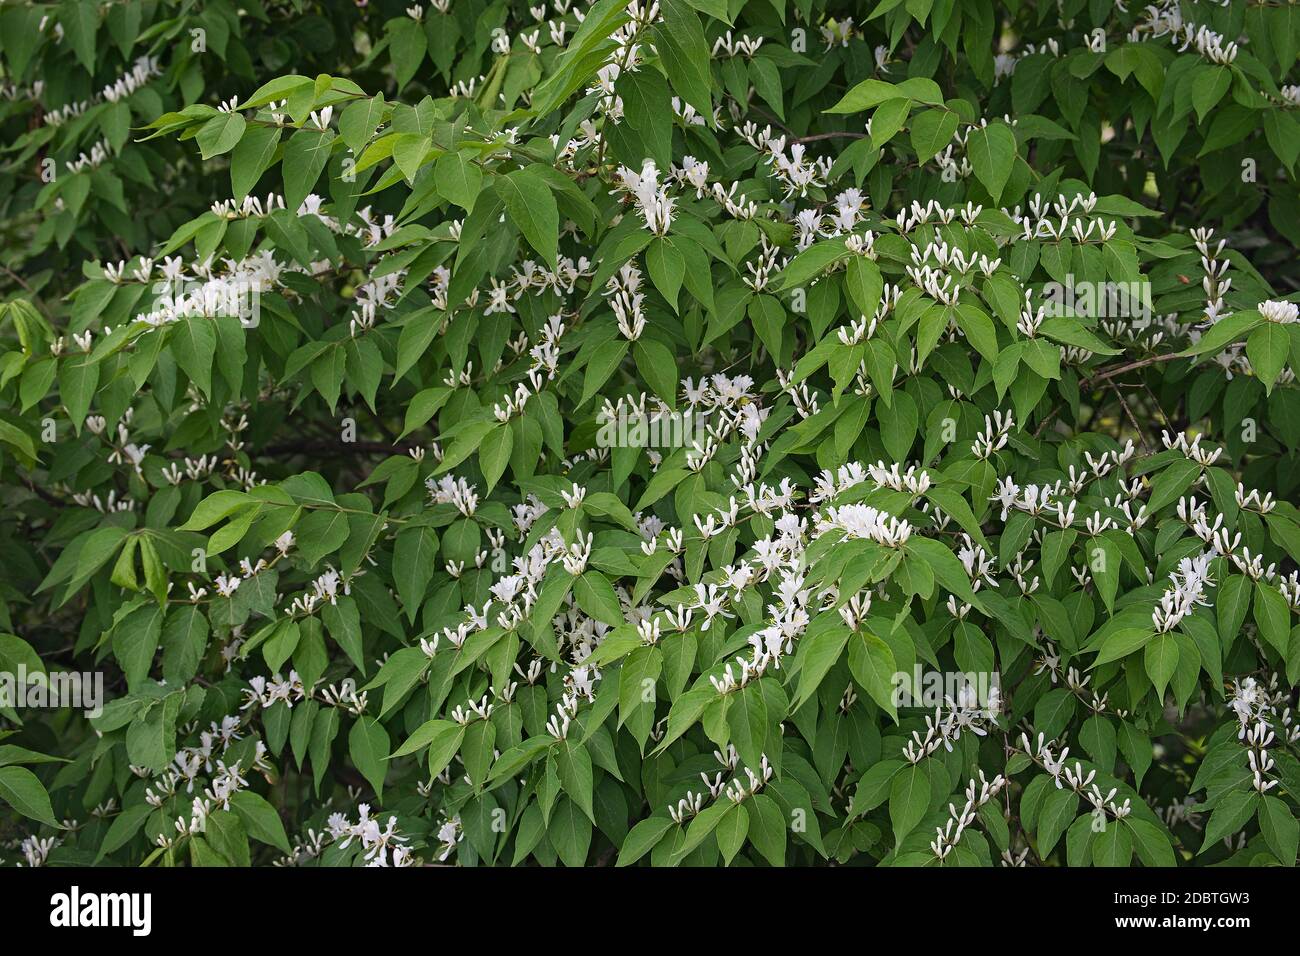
[282,129,335,214]
[479,423,513,494]
[746,792,787,866]
[774,240,850,291]
[263,619,300,674]
[59,353,99,431]
[556,742,595,822]
[422,723,468,780]
[1091,627,1152,668]
[497,168,559,268]
[1147,458,1201,513]
[399,385,451,439]
[230,790,291,855]
[870,97,912,147]
[1199,790,1257,854]
[393,525,438,622]
[113,603,164,691]
[646,237,685,312]
[1254,580,1291,654]
[715,802,748,865]
[1144,632,1178,702]
[1126,818,1176,867]
[575,571,624,627]
[171,317,217,399]
[197,112,247,160]
[348,717,390,800]
[1191,66,1231,122]
[1037,786,1078,858]
[1180,310,1261,357]
[954,304,999,363]
[1260,795,1299,866]
[125,693,181,772]
[528,0,633,119]
[435,150,482,212]
[1218,574,1252,644]
[844,257,883,319]
[61,0,98,72]
[392,133,430,183]
[389,17,428,89]
[967,122,1017,202]
[96,802,153,861]
[910,108,959,160]
[792,624,850,711]
[633,338,679,406]
[1092,819,1133,866]
[888,760,930,844]
[0,766,58,827]
[848,631,898,720]
[578,339,629,408]
[726,683,768,769]
[654,0,714,119]
[851,759,905,815]
[620,68,674,168]
[339,94,386,153]
[827,77,943,113]
[618,644,662,741]
[1247,322,1290,394]
[230,125,281,200]
[550,797,593,865]
[617,815,676,865]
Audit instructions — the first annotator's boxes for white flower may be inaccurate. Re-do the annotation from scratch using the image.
[616,159,674,236]
[1259,299,1298,324]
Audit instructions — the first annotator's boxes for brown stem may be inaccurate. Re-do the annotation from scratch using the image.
[795,131,868,143]
[1080,352,1183,388]
[259,439,414,457]
[1033,404,1061,439]
[1109,381,1152,454]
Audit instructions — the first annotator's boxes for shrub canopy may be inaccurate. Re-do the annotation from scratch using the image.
[1,0,1300,868]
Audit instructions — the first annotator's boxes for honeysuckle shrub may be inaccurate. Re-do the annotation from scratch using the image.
[1,0,1299,870]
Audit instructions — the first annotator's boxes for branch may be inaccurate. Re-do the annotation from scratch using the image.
[1108,381,1152,454]
[259,439,415,457]
[1080,351,1184,388]
[794,131,868,143]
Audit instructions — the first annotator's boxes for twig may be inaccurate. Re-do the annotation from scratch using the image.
[1137,380,1172,431]
[260,439,414,457]
[1080,352,1183,388]
[794,131,868,143]
[1033,404,1061,439]
[23,479,63,507]
[1109,381,1152,453]
[746,105,796,137]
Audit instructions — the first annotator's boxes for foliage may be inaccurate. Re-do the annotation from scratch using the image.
[1,0,1300,868]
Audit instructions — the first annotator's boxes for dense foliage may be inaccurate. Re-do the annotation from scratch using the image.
[1,0,1300,868]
